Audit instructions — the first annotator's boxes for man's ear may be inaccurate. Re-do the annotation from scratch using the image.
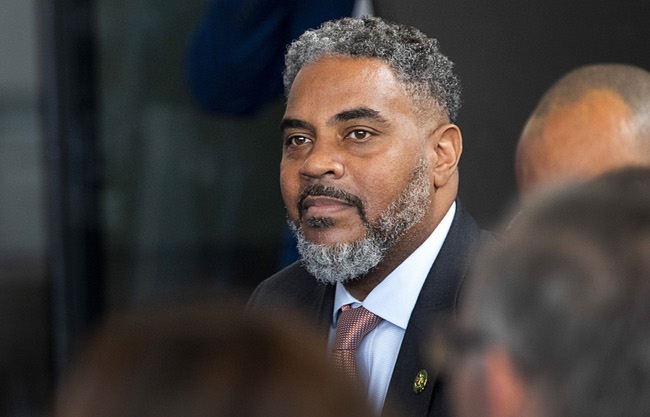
[483,347,529,417]
[428,123,463,188]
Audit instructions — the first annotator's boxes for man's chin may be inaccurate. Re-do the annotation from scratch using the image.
[296,237,385,285]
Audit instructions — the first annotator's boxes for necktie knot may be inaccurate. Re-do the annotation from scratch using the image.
[333,305,382,351]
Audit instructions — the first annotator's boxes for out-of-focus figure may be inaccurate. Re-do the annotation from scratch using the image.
[54,302,377,417]
[440,167,650,417]
[515,64,650,196]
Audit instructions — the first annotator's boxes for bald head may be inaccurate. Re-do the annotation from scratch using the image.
[516,64,650,195]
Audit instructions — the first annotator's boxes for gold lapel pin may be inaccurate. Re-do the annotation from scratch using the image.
[413,369,428,394]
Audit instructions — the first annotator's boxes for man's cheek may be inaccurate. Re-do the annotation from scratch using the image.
[280,185,299,216]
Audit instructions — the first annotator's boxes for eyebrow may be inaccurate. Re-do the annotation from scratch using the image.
[329,107,388,126]
[279,118,315,133]
[279,107,388,133]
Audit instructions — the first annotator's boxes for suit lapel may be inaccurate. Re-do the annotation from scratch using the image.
[383,203,482,417]
[288,264,336,332]
[316,282,336,330]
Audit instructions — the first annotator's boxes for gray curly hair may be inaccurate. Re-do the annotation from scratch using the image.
[283,16,462,122]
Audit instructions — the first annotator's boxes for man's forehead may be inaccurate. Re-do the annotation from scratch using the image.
[288,56,400,95]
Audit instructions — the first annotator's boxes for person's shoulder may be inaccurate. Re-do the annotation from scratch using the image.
[246,261,329,313]
[449,200,494,245]
[253,261,310,293]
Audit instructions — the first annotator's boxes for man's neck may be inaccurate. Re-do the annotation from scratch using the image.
[344,235,431,300]
[343,213,445,300]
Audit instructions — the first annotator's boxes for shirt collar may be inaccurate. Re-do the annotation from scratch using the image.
[333,202,457,328]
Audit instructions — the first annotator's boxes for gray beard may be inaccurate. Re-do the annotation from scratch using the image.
[288,157,431,285]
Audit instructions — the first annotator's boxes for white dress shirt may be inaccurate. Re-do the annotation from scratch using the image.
[329,202,456,413]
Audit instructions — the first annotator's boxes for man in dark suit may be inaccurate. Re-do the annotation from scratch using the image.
[248,17,490,417]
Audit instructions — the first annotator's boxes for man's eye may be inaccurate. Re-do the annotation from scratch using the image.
[285,136,311,147]
[348,130,372,141]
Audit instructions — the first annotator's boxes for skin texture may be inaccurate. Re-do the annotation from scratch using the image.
[452,348,530,417]
[516,90,646,195]
[280,56,461,299]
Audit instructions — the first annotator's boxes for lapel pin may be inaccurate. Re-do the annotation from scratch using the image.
[413,369,428,394]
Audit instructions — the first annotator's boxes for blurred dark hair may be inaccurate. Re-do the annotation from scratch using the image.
[459,167,650,417]
[54,301,375,417]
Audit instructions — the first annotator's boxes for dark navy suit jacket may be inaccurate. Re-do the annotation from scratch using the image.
[247,202,491,417]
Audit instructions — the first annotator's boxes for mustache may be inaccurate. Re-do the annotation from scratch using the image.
[297,184,366,220]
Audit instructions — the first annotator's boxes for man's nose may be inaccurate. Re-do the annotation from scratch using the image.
[299,141,345,180]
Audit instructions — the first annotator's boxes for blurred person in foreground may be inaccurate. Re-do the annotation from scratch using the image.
[436,167,650,417]
[54,302,377,417]
[515,64,650,196]
[247,16,492,417]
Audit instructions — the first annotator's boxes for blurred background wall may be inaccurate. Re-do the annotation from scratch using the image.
[0,0,49,415]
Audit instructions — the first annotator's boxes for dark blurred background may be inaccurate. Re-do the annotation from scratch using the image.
[0,0,648,415]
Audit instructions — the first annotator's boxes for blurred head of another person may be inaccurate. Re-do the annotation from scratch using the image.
[444,167,650,417]
[54,303,377,417]
[515,64,650,196]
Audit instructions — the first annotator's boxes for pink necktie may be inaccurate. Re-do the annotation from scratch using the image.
[330,304,383,389]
